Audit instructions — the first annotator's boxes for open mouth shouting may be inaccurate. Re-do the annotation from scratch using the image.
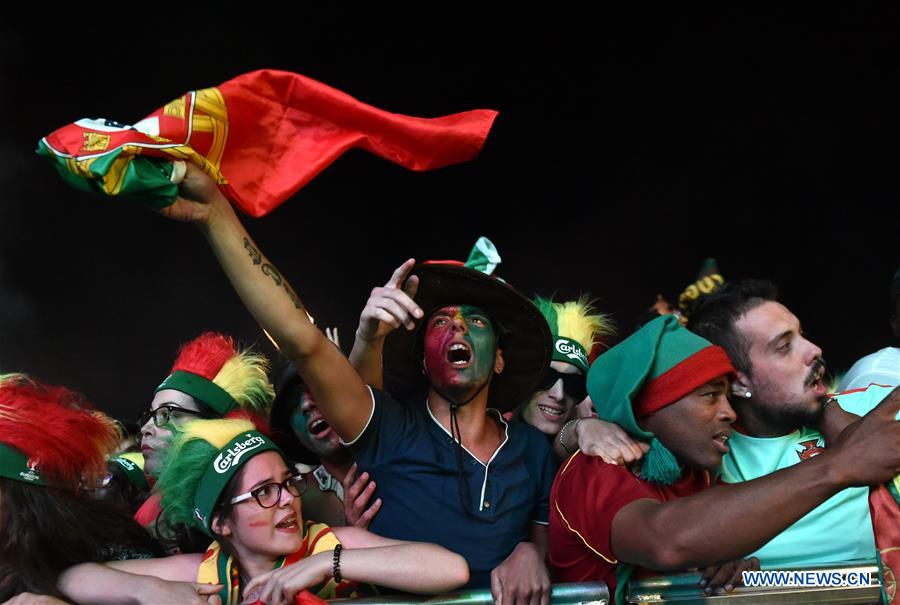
[713,429,732,454]
[805,361,828,395]
[274,512,299,532]
[446,341,473,368]
[306,415,332,440]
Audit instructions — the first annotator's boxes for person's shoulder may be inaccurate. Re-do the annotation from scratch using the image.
[369,386,428,417]
[503,415,554,455]
[556,451,638,486]
[834,383,895,415]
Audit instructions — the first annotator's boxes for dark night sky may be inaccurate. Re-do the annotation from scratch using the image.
[1,9,898,420]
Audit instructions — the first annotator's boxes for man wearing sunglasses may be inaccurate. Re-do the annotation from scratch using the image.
[515,296,612,452]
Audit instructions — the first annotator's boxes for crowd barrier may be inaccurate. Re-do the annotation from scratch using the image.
[625,559,883,604]
[328,560,886,605]
[331,581,611,605]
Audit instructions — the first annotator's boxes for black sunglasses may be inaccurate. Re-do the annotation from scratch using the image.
[536,367,587,401]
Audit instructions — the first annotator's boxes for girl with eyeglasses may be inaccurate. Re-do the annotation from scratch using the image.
[59,417,469,605]
[134,331,274,554]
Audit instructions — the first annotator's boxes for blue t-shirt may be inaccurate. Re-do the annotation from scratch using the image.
[345,387,557,588]
[719,384,893,566]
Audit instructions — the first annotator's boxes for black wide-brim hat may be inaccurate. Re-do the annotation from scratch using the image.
[383,262,552,412]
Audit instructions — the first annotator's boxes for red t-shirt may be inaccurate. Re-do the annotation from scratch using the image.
[549,452,710,602]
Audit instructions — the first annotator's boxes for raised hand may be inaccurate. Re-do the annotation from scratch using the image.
[829,386,900,487]
[356,258,423,343]
[158,163,230,225]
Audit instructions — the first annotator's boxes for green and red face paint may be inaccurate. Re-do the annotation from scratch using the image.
[423,305,498,402]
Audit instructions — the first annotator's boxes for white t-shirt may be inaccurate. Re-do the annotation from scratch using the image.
[838,347,899,391]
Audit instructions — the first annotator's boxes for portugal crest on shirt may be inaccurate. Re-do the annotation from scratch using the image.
[795,439,824,461]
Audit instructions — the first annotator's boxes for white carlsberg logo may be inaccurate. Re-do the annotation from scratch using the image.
[213,434,265,474]
[19,459,40,483]
[556,340,587,364]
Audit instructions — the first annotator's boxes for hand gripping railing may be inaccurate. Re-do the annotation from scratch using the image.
[330,581,610,605]
[625,559,884,604]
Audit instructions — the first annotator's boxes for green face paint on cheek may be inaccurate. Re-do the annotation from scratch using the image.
[290,407,309,439]
[423,305,496,388]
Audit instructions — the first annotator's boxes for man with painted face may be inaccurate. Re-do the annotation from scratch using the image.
[155,166,556,603]
[269,362,382,529]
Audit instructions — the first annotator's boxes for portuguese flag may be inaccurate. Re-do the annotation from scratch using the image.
[37,69,497,217]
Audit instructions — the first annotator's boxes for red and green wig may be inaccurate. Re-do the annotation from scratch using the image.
[156,332,275,417]
[0,373,120,490]
[156,417,282,536]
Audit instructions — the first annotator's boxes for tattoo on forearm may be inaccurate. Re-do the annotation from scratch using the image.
[261,264,282,285]
[244,237,303,310]
[282,282,303,309]
[243,238,262,265]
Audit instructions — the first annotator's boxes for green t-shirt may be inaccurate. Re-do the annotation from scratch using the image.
[719,384,893,566]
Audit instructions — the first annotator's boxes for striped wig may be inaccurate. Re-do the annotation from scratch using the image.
[0,373,120,489]
[534,295,614,372]
[157,332,275,417]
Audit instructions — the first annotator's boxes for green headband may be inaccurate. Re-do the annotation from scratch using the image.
[109,456,150,492]
[553,337,590,373]
[192,430,281,535]
[0,442,47,486]
[156,370,239,416]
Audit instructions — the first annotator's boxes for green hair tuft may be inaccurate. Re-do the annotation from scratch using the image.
[156,418,255,529]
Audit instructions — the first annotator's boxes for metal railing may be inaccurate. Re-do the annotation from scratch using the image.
[625,559,883,604]
[331,582,610,605]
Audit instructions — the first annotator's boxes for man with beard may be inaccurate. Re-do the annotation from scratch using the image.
[548,314,900,604]
[686,280,897,568]
[558,279,899,600]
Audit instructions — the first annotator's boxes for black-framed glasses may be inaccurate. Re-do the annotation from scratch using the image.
[230,475,307,508]
[536,367,587,402]
[138,404,207,428]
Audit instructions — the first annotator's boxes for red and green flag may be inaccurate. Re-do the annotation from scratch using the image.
[37,69,497,217]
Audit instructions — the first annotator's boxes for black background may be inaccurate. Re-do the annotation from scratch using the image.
[1,8,897,420]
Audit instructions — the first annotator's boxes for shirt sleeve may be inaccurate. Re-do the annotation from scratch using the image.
[553,454,660,563]
[530,434,557,525]
[835,384,894,416]
[343,387,421,466]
